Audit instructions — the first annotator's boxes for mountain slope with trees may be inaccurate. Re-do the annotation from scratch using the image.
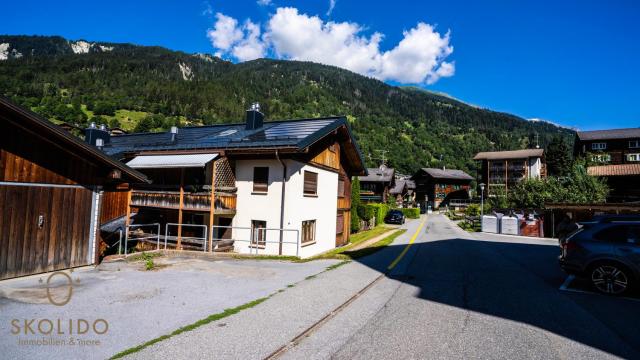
[0,35,575,175]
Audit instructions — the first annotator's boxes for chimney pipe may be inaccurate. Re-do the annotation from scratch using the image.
[84,122,110,147]
[245,102,264,130]
[170,126,178,142]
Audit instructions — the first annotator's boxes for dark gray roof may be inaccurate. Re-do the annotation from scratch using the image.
[389,179,406,194]
[473,149,544,160]
[359,166,395,183]
[104,117,364,167]
[577,128,640,141]
[419,168,473,181]
[389,178,416,194]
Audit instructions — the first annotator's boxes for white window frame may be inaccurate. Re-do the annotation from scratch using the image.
[301,220,316,246]
[627,153,640,162]
[629,140,640,149]
[591,154,611,162]
[591,142,607,150]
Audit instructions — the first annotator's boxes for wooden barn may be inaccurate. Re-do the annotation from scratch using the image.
[0,97,147,280]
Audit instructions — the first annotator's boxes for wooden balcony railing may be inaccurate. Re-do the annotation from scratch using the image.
[131,190,236,213]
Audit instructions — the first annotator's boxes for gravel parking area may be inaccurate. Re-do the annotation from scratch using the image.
[0,254,340,360]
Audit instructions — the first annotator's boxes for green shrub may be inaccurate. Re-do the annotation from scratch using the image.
[350,177,361,233]
[366,203,390,225]
[464,203,491,217]
[358,204,375,221]
[400,208,420,219]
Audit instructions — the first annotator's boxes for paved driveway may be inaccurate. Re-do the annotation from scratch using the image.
[0,254,339,359]
[283,214,640,359]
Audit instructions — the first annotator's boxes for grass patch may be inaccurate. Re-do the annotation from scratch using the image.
[325,260,350,271]
[126,251,163,262]
[307,226,394,261]
[341,229,407,259]
[348,226,393,246]
[457,221,481,232]
[110,296,269,359]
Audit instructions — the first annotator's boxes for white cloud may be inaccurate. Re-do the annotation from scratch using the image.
[207,13,243,51]
[207,14,266,61]
[207,7,455,84]
[257,0,272,6]
[232,20,267,61]
[326,0,336,16]
[378,23,454,84]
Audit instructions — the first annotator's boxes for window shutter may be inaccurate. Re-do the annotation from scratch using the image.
[304,171,318,195]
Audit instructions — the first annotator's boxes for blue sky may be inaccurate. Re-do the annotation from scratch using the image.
[2,0,639,130]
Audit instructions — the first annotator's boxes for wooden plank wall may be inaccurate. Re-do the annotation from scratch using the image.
[0,185,93,280]
[311,142,340,170]
[100,190,129,224]
[0,122,104,185]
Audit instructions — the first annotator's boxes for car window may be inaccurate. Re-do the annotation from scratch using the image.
[593,225,630,243]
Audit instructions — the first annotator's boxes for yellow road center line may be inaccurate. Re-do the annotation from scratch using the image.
[387,218,426,270]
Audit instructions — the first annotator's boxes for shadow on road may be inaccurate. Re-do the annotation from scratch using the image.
[353,237,640,359]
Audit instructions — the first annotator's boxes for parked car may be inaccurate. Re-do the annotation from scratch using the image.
[558,215,640,295]
[384,210,405,225]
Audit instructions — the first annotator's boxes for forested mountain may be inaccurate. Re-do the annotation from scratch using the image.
[0,35,574,174]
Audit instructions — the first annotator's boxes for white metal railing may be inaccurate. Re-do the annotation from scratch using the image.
[125,223,161,255]
[164,223,208,252]
[210,225,300,257]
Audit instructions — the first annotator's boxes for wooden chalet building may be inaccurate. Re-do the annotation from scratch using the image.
[99,104,366,258]
[358,165,395,203]
[411,168,473,208]
[0,97,148,280]
[473,149,546,196]
[575,128,640,202]
[389,177,416,208]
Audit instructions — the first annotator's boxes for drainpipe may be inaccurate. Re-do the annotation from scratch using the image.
[276,150,286,255]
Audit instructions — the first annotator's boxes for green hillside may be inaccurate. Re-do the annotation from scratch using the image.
[0,35,574,175]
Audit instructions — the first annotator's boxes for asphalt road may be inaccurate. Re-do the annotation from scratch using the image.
[282,214,640,360]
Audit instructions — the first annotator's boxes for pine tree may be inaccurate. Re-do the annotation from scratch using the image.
[546,135,573,177]
[350,177,361,233]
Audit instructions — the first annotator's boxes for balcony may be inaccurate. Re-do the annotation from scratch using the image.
[131,190,236,214]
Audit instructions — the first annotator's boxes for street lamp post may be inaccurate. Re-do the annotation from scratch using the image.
[479,183,485,219]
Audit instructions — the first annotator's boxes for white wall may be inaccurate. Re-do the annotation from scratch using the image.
[233,159,338,258]
[528,157,542,178]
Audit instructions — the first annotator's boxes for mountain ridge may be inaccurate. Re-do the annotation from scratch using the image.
[0,34,574,175]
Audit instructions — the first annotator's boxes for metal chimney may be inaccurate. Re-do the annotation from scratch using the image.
[170,126,178,142]
[245,102,264,130]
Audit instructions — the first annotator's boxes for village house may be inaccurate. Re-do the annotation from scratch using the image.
[97,104,366,258]
[473,149,546,196]
[358,165,395,203]
[389,176,416,208]
[575,128,640,202]
[411,168,473,209]
[0,97,148,280]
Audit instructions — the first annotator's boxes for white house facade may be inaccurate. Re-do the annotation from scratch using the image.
[233,159,338,258]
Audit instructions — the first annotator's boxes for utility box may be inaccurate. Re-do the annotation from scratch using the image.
[501,215,520,235]
[482,215,500,233]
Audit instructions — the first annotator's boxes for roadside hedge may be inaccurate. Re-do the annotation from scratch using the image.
[366,203,390,225]
[400,208,420,219]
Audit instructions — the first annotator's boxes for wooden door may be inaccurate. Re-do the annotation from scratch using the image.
[0,185,94,280]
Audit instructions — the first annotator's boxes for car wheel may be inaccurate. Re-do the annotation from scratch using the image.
[589,262,632,295]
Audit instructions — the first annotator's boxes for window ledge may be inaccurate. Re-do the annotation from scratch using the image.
[301,241,316,248]
[303,194,318,198]
[251,191,268,196]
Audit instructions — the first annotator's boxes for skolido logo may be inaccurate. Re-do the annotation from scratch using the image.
[46,271,73,306]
